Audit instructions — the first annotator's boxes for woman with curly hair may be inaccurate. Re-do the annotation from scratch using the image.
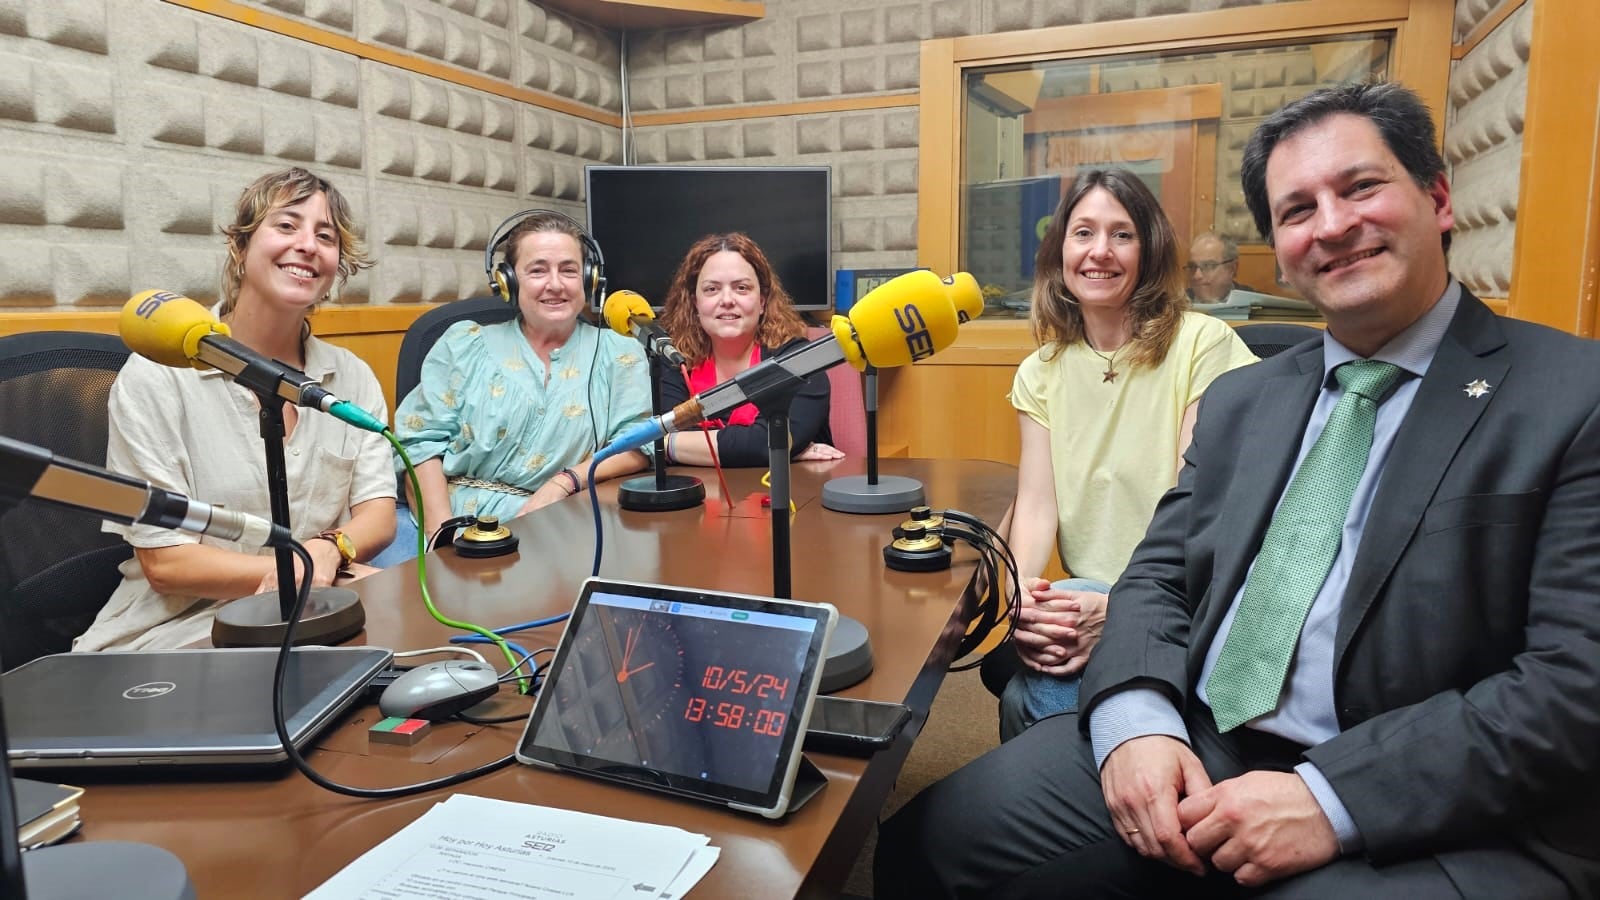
[657,233,842,467]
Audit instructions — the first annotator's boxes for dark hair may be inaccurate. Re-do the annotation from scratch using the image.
[659,233,807,367]
[503,210,586,270]
[221,167,371,316]
[1031,168,1185,368]
[1241,81,1450,252]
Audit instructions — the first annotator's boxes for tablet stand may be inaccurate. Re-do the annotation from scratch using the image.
[820,366,925,515]
[762,385,874,693]
[617,357,704,512]
[212,396,363,648]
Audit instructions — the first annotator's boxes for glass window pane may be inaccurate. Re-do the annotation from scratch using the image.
[961,32,1392,321]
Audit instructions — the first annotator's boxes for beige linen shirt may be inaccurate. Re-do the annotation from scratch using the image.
[73,335,395,651]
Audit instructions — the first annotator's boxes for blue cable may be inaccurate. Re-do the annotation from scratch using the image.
[589,456,604,577]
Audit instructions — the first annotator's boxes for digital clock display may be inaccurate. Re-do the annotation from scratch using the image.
[529,591,821,794]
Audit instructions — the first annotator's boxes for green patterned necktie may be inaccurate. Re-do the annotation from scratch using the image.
[1206,359,1404,733]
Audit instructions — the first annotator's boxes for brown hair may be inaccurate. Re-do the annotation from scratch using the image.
[1031,168,1185,368]
[219,167,371,317]
[658,233,807,367]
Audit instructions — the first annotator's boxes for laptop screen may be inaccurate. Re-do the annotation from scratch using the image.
[519,579,834,812]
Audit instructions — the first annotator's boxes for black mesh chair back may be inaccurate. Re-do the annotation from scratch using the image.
[394,297,518,408]
[1234,322,1323,359]
[391,298,518,509]
[0,331,134,669]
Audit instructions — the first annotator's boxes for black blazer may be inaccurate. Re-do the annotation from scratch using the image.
[657,337,833,467]
[1082,291,1600,895]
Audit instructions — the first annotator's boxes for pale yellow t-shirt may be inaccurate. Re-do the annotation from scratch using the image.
[1009,311,1258,584]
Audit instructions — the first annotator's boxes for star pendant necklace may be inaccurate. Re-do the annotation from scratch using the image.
[1087,339,1126,384]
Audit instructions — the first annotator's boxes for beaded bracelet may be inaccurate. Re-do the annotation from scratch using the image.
[559,468,581,495]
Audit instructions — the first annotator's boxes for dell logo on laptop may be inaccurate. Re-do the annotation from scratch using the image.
[123,681,177,700]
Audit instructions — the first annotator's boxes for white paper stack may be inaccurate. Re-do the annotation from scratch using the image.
[304,793,720,899]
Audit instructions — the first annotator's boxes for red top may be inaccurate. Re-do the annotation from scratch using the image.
[686,343,761,427]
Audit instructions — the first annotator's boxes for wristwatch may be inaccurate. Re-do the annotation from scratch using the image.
[314,530,356,572]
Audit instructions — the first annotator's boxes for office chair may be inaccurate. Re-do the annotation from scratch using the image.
[394,296,518,408]
[806,325,865,458]
[372,297,518,568]
[0,331,133,669]
[1234,322,1322,359]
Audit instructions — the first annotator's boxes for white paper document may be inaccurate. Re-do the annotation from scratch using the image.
[305,793,719,899]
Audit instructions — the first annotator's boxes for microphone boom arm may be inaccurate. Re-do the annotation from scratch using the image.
[697,334,845,422]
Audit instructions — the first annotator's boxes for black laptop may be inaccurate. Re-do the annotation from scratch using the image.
[2,647,390,769]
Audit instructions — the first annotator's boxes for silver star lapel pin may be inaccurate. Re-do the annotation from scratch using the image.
[1463,378,1492,399]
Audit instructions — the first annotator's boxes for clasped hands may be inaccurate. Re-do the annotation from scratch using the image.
[1013,577,1107,675]
[1101,735,1340,887]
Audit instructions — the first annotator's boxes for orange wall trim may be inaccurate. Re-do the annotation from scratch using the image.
[162,0,621,127]
[630,93,920,128]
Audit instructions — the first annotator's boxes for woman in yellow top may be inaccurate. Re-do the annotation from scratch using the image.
[999,168,1257,739]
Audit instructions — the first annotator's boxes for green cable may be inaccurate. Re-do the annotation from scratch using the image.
[384,430,530,694]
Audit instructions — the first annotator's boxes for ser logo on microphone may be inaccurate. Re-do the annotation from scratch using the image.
[894,304,936,362]
[133,290,183,319]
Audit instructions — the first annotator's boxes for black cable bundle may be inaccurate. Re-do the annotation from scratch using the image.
[924,509,1023,671]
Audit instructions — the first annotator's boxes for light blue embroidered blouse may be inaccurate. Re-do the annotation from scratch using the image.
[393,319,651,522]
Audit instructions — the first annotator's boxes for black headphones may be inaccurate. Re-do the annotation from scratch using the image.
[484,209,606,310]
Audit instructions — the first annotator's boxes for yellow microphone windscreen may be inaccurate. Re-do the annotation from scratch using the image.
[843,270,961,369]
[943,272,983,324]
[602,290,653,337]
[120,290,227,370]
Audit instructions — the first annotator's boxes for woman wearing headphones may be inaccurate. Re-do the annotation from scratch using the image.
[393,211,650,542]
[77,167,397,652]
[656,233,843,467]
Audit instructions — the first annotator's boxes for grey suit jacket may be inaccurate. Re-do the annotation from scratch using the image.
[1081,291,1600,894]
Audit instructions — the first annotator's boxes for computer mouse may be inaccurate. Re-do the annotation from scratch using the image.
[378,660,500,721]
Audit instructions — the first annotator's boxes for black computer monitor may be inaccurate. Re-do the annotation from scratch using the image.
[584,166,833,313]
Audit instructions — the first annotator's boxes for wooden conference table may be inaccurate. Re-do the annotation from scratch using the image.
[72,458,1015,898]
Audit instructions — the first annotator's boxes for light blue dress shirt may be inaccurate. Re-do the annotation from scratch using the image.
[1090,282,1462,852]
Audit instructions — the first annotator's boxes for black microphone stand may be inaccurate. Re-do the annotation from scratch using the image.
[617,357,705,512]
[211,391,363,647]
[756,381,874,692]
[820,365,925,514]
[0,499,196,900]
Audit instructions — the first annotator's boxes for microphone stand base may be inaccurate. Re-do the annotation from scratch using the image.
[820,474,925,515]
[819,614,874,693]
[211,586,365,648]
[617,474,705,512]
[24,841,196,900]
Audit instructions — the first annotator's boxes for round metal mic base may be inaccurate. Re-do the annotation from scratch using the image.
[211,586,364,648]
[24,841,196,900]
[820,474,926,515]
[617,474,705,512]
[818,615,873,693]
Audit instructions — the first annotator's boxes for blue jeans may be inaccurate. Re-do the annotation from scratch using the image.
[998,577,1112,742]
[367,507,420,568]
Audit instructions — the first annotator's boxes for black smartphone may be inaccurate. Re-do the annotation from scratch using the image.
[802,696,913,756]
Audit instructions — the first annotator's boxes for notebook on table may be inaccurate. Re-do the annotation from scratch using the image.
[12,778,85,849]
[1,646,391,770]
[517,577,837,819]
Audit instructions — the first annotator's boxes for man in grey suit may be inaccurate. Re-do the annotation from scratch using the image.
[876,82,1600,898]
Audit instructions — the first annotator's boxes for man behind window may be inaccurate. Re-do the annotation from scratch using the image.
[1185,231,1252,303]
[876,81,1600,898]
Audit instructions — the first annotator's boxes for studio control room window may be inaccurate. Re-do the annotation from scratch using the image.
[961,32,1392,322]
